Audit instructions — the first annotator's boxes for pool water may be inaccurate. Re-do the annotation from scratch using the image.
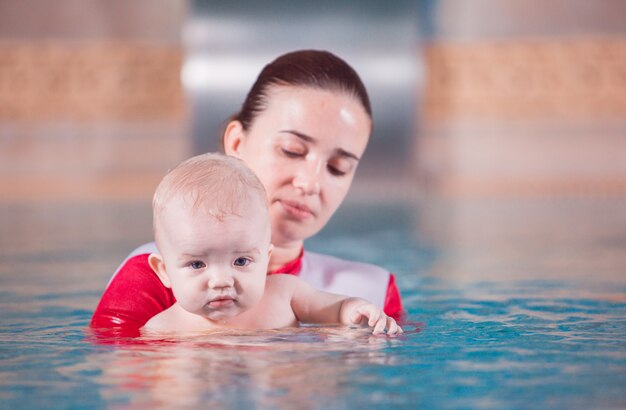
[1,199,625,409]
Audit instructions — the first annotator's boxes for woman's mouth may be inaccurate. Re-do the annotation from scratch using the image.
[279,200,315,220]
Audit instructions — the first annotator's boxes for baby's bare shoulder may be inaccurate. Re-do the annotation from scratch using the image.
[143,310,169,330]
[266,273,301,286]
[143,304,180,331]
[265,274,302,295]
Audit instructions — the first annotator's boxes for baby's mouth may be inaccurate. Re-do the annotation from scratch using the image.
[207,295,236,308]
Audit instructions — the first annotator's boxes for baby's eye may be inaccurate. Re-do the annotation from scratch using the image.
[189,261,205,270]
[233,257,251,267]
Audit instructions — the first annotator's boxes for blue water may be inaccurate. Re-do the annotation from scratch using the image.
[1,200,625,409]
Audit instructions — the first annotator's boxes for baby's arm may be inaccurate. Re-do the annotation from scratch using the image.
[287,276,402,335]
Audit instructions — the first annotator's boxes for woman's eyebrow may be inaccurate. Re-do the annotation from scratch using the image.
[279,130,360,160]
[336,148,360,161]
[280,129,314,143]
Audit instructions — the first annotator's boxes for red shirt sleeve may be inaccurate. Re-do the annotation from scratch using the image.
[90,254,175,332]
[383,273,404,320]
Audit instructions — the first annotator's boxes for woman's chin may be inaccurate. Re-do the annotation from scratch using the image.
[271,223,322,247]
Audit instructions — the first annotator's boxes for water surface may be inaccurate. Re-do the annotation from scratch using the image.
[1,199,625,409]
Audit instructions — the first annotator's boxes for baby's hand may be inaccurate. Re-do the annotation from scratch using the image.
[350,303,403,336]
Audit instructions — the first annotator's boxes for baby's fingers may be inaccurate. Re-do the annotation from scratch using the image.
[367,308,382,327]
[352,304,376,326]
[372,317,387,335]
[371,316,403,336]
[386,318,403,336]
[351,311,366,325]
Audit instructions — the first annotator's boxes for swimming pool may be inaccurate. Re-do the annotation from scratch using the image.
[1,199,625,409]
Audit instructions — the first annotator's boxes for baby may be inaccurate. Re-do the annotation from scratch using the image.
[143,153,402,335]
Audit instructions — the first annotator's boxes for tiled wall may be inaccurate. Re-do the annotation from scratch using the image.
[423,39,626,122]
[414,0,626,198]
[0,1,189,202]
[2,1,625,203]
[0,44,185,122]
[0,43,188,202]
[416,38,626,198]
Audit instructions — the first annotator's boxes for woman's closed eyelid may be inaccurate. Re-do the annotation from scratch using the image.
[328,165,348,176]
[280,140,307,155]
[328,158,353,176]
[277,137,355,176]
[281,147,305,158]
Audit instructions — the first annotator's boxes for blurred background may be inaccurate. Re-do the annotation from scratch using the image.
[1,0,625,283]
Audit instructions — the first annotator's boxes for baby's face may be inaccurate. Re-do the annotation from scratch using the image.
[158,198,271,321]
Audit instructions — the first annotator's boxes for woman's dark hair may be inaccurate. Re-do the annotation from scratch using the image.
[232,49,372,132]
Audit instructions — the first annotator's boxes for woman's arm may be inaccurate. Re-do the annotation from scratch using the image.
[90,254,175,330]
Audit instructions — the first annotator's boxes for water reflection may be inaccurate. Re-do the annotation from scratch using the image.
[63,326,406,408]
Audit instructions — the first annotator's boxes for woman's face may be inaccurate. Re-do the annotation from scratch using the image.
[225,86,371,247]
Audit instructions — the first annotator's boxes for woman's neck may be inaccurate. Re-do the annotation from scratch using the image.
[268,241,303,272]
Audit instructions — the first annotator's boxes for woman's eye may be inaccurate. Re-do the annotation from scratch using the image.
[189,261,205,270]
[281,148,304,158]
[327,164,348,177]
[233,257,251,267]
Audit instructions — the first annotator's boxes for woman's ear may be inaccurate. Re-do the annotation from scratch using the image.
[148,253,172,288]
[223,120,244,158]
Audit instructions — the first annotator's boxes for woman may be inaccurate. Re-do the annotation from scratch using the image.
[90,50,403,333]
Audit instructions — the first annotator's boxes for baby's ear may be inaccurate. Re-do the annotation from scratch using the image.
[148,253,171,288]
[223,120,244,158]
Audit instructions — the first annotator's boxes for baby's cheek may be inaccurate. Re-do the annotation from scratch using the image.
[178,281,205,307]
[193,278,208,292]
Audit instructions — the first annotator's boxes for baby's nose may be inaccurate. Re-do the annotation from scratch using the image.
[207,270,234,289]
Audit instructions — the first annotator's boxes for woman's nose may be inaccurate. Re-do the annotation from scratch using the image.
[293,159,322,195]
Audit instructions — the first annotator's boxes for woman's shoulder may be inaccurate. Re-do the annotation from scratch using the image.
[299,250,390,308]
[106,242,158,285]
[90,242,174,330]
[302,250,389,275]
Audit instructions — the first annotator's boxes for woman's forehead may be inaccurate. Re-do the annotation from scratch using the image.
[263,86,371,133]
[267,85,367,114]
